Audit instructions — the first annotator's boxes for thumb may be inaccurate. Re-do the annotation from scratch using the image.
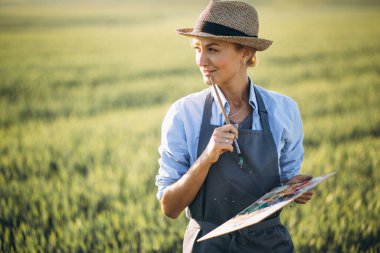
[287,174,312,185]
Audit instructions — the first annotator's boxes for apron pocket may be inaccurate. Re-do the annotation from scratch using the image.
[244,224,294,253]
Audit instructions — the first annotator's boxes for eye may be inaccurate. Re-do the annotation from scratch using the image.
[208,48,218,52]
[193,46,201,52]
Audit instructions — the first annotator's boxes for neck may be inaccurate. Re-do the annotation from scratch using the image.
[218,75,250,106]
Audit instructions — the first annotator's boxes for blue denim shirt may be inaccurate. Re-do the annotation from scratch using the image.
[155,80,303,200]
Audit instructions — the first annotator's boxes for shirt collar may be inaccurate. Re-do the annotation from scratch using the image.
[211,78,258,119]
[248,78,258,111]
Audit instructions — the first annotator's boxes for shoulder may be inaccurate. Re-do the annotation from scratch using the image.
[173,88,210,110]
[162,87,210,128]
[164,88,210,120]
[255,85,298,108]
[254,84,301,132]
[255,85,300,116]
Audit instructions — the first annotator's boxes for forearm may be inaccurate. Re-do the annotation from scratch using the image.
[160,152,213,219]
[160,124,238,219]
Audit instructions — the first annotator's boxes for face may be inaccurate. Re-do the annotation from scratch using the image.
[192,38,246,86]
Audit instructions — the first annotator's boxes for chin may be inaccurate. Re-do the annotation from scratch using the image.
[203,76,212,85]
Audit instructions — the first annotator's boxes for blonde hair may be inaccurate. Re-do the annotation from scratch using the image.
[234,44,257,67]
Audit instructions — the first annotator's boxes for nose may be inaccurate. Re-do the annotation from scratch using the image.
[196,50,208,67]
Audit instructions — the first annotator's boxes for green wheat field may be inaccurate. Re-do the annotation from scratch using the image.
[0,0,379,252]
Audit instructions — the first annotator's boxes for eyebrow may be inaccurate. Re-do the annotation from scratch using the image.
[205,42,220,47]
[192,41,221,47]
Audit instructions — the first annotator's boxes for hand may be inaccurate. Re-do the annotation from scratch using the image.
[201,124,238,165]
[287,174,314,204]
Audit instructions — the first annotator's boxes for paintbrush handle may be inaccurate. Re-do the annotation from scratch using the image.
[211,82,231,124]
[210,78,242,156]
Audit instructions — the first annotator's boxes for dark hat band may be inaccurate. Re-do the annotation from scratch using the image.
[198,21,258,38]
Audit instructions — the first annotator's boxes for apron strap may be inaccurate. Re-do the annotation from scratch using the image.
[197,92,213,158]
[188,218,218,231]
[253,85,271,135]
[253,86,280,186]
[189,215,281,234]
[200,92,213,133]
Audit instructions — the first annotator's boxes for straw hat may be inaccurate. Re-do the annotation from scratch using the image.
[176,0,272,51]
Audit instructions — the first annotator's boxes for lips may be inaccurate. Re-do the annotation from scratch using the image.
[202,69,216,76]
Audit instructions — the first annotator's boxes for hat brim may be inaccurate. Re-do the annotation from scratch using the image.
[176,28,273,51]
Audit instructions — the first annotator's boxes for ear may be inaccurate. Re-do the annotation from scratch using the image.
[241,47,253,64]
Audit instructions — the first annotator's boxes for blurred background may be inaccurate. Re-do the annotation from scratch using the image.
[0,0,379,252]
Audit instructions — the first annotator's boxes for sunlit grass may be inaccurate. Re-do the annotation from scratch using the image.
[0,1,379,252]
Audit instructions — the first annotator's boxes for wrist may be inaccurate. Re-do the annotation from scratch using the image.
[199,150,215,167]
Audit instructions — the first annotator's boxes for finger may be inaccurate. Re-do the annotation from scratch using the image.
[298,191,314,198]
[294,198,308,204]
[229,124,239,139]
[215,124,234,135]
[297,175,313,181]
[299,190,313,195]
[217,132,236,140]
[294,195,312,203]
[212,136,233,147]
[302,190,314,196]
[216,124,238,139]
[217,137,233,144]
[218,143,234,153]
[295,199,310,204]
[295,193,313,202]
[299,193,313,199]
[297,194,313,201]
[287,174,313,184]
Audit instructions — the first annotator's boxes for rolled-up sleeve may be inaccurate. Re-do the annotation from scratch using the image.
[155,102,190,200]
[279,101,304,183]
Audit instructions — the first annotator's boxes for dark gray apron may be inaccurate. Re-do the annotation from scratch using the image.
[183,86,294,253]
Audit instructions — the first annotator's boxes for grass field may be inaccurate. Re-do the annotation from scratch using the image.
[0,0,379,252]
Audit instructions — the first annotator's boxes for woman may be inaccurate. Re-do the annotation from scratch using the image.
[155,1,313,252]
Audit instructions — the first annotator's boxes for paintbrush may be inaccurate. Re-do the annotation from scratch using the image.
[210,77,244,168]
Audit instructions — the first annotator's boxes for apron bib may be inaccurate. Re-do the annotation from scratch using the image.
[183,86,294,253]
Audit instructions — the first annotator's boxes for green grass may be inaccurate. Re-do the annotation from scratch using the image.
[0,1,379,252]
